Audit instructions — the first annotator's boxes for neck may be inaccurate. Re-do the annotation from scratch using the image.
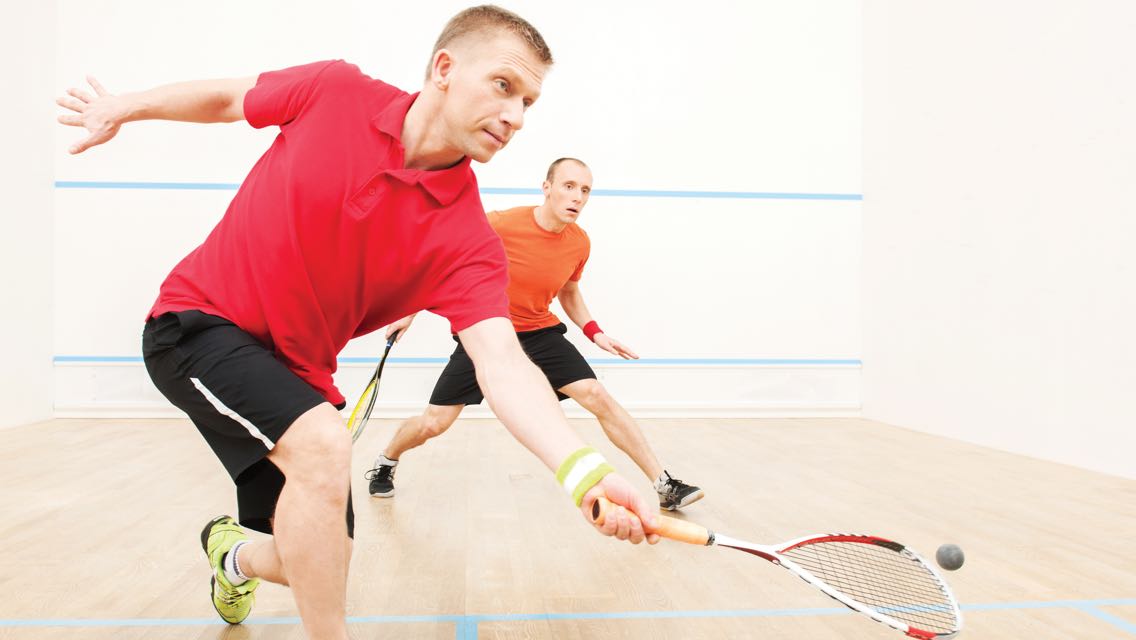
[401,94,465,170]
[533,203,568,233]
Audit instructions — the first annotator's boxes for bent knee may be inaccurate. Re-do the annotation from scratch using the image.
[576,380,614,409]
[270,406,351,486]
[421,408,459,438]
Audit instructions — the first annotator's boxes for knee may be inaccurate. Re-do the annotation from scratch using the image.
[273,413,351,495]
[420,410,457,439]
[577,380,616,414]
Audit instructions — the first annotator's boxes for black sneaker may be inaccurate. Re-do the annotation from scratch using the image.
[656,471,704,511]
[365,462,397,498]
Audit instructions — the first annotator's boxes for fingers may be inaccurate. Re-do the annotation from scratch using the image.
[87,76,108,96]
[583,475,662,546]
[622,488,659,535]
[56,96,86,114]
[70,133,103,155]
[67,87,94,103]
[609,340,639,360]
[599,504,646,544]
[617,345,640,360]
[57,114,84,127]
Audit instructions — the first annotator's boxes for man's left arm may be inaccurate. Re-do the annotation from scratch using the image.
[556,280,638,360]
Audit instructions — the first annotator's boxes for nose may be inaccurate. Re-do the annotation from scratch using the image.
[501,98,525,132]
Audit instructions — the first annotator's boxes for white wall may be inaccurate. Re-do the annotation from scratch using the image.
[1,3,56,427]
[52,1,862,417]
[862,1,1136,478]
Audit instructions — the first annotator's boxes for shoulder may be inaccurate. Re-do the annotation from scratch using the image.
[315,60,405,101]
[567,222,590,245]
[486,206,534,229]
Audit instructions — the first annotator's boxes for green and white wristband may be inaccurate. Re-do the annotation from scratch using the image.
[556,446,615,507]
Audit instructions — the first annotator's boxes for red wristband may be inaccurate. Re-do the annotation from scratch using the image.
[583,321,603,342]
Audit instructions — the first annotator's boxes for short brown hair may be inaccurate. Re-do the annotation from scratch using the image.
[546,157,588,182]
[428,5,553,78]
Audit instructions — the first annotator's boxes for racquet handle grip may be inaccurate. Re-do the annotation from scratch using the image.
[591,497,712,546]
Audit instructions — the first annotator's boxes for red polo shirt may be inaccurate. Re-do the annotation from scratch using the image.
[149,60,509,406]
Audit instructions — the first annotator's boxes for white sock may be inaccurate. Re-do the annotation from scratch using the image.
[376,454,399,468]
[653,471,672,492]
[223,540,250,585]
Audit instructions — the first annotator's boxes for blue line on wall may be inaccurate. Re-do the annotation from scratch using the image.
[55,181,861,201]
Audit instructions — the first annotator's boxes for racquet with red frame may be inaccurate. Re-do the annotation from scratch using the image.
[592,498,962,638]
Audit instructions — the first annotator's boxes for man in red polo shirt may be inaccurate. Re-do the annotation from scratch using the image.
[368,158,705,511]
[56,7,657,639]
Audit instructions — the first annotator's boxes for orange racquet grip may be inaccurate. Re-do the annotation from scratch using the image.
[590,497,712,546]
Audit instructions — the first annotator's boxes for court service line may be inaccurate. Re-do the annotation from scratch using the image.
[54,180,862,201]
[1078,606,1136,634]
[1,598,1133,636]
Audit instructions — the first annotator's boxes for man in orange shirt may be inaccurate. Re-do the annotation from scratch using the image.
[367,158,703,510]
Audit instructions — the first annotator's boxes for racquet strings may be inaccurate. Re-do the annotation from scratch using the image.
[782,539,959,634]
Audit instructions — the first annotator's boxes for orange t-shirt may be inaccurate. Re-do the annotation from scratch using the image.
[487,206,591,332]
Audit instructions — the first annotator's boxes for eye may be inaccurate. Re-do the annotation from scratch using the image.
[495,79,509,92]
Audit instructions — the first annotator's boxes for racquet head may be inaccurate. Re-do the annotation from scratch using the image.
[345,331,399,443]
[767,533,962,638]
[591,497,961,639]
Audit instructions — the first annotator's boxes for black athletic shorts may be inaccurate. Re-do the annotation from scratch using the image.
[142,310,355,538]
[429,323,597,406]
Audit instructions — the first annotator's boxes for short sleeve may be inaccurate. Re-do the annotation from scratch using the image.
[569,230,591,282]
[244,59,344,129]
[429,233,511,333]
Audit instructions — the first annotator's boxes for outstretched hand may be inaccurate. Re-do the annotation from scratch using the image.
[56,76,127,154]
[594,333,639,360]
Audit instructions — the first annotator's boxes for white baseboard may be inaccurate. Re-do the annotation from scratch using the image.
[53,362,861,419]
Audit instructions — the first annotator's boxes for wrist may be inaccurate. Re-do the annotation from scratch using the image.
[555,446,614,506]
[583,321,603,342]
[120,92,149,123]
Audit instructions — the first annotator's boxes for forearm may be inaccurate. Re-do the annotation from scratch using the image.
[122,78,253,124]
[475,348,585,470]
[557,289,594,329]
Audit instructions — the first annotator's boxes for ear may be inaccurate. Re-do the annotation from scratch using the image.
[541,179,552,198]
[430,49,455,90]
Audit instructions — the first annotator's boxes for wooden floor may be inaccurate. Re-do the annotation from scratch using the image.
[0,417,1133,639]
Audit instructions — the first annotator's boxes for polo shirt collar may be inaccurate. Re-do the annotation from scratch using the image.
[373,92,473,207]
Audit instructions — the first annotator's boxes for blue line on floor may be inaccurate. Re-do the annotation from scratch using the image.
[2,598,1133,635]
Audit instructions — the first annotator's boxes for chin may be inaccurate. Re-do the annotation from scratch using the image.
[468,146,498,164]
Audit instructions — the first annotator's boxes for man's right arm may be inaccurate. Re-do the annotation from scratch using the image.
[458,317,659,544]
[57,76,256,154]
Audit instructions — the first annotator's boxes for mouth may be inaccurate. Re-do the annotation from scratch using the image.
[566,207,579,215]
[482,129,505,148]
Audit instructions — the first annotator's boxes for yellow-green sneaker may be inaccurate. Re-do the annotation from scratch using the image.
[200,515,260,624]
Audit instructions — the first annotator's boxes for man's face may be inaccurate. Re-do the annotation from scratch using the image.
[436,33,546,163]
[542,162,593,225]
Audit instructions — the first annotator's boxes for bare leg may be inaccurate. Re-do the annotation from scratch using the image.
[256,403,352,640]
[236,537,354,587]
[382,403,465,460]
[559,379,664,481]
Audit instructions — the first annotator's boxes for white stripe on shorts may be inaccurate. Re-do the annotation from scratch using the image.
[190,377,276,451]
